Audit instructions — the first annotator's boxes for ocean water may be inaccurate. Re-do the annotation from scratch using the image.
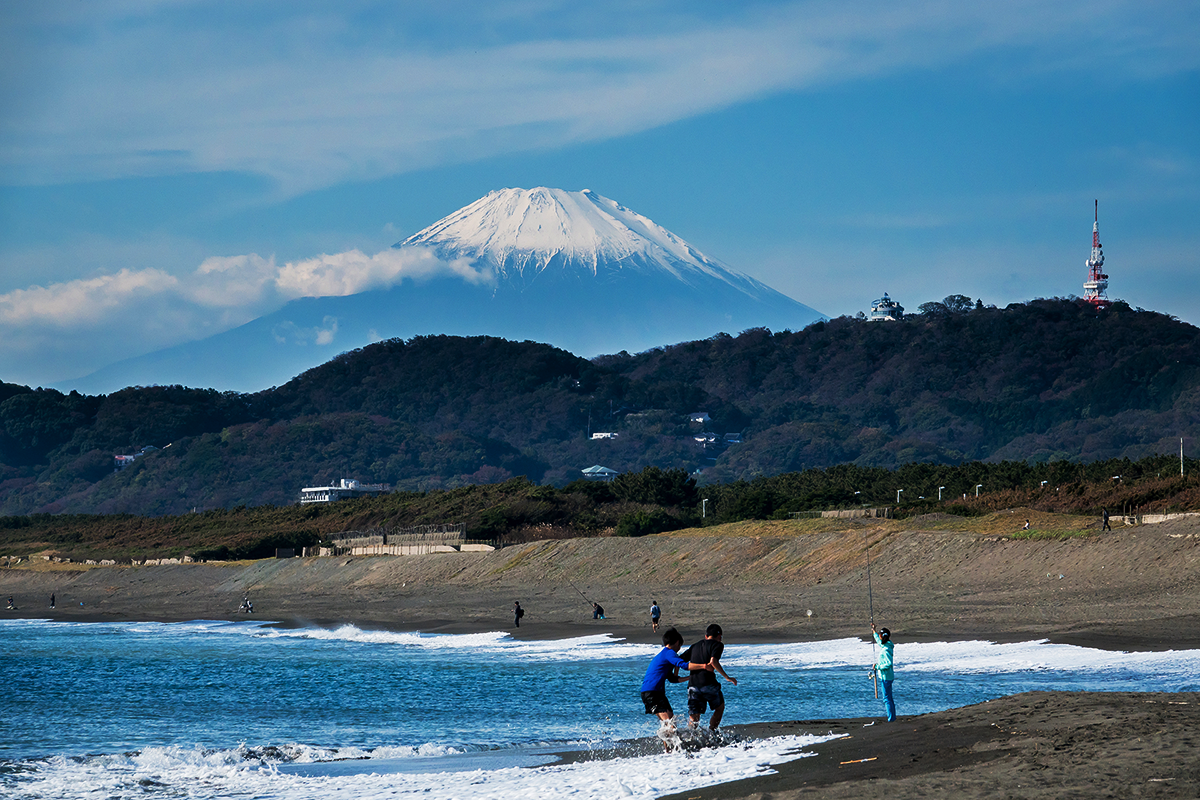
[3,618,1198,799]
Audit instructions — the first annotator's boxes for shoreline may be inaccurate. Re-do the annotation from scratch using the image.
[7,604,1200,654]
[4,517,1200,653]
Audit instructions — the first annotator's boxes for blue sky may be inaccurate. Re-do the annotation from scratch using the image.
[1,1,1197,388]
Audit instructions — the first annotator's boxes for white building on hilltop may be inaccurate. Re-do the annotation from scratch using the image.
[868,293,904,322]
[299,478,391,504]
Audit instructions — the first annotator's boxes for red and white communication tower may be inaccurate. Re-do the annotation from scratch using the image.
[1082,200,1110,309]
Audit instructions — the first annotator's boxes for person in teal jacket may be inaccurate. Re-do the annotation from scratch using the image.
[872,622,896,722]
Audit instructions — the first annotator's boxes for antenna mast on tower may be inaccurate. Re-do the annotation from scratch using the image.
[1082,200,1110,309]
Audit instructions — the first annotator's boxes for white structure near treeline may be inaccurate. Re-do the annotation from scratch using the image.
[299,478,391,504]
[308,523,493,556]
[590,432,618,440]
[868,293,904,321]
[581,465,619,481]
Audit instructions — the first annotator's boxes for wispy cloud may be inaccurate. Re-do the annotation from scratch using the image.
[0,245,477,384]
[2,1,1194,192]
[276,249,491,297]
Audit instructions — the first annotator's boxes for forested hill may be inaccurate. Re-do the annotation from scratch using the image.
[1,298,1197,516]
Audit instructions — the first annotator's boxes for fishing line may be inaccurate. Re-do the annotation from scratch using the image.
[866,534,878,699]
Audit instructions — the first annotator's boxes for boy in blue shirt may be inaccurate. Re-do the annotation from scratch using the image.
[641,627,711,748]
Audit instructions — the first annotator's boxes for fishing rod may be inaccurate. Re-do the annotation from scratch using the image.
[866,535,878,699]
[568,579,592,606]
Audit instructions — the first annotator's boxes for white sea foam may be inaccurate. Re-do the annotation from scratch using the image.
[251,624,1200,678]
[6,734,837,800]
[249,623,655,661]
[12,618,1200,678]
[725,637,1200,679]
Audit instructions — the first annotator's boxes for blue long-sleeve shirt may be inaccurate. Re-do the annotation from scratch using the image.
[640,647,690,692]
[873,632,894,681]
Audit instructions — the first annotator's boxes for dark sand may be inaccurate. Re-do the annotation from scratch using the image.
[656,691,1200,800]
[3,512,1199,797]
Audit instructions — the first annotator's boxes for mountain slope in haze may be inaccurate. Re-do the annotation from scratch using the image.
[5,299,1200,517]
[60,188,824,394]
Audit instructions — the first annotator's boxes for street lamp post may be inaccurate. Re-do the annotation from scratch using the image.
[975,484,982,497]
[938,486,945,501]
[896,489,904,503]
[702,498,709,519]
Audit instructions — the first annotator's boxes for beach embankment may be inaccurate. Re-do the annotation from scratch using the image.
[3,511,1198,650]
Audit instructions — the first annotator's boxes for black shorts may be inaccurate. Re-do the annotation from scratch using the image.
[641,689,673,716]
[687,684,723,716]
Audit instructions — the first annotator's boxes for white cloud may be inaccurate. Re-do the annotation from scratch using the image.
[0,244,482,384]
[0,269,179,326]
[275,248,492,298]
[187,254,279,307]
[272,315,340,347]
[1,1,1195,192]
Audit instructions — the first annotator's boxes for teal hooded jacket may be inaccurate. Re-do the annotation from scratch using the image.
[873,631,894,681]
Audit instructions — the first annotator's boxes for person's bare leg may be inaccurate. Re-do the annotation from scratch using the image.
[708,700,725,730]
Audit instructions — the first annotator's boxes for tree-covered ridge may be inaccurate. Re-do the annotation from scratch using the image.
[606,299,1199,476]
[0,300,1197,516]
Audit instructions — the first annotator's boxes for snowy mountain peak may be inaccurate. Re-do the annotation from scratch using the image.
[396,187,754,290]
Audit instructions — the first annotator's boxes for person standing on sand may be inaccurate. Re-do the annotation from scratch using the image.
[513,601,524,627]
[1102,508,1111,531]
[680,623,737,732]
[872,622,896,722]
[640,627,712,750]
[650,601,661,632]
[50,593,55,609]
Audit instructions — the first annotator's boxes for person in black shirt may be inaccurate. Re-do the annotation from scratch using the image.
[680,623,737,731]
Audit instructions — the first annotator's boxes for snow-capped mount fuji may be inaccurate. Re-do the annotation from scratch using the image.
[398,187,779,298]
[62,188,824,394]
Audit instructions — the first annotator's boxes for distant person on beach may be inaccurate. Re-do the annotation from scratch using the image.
[640,626,711,750]
[592,602,605,620]
[650,601,661,632]
[6,596,13,610]
[679,623,737,732]
[513,601,524,627]
[1102,508,1111,531]
[50,593,55,609]
[872,622,896,722]
[1022,519,1030,531]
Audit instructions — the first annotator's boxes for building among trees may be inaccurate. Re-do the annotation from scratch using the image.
[299,478,391,504]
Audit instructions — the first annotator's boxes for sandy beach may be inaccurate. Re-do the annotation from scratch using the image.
[4,512,1199,797]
